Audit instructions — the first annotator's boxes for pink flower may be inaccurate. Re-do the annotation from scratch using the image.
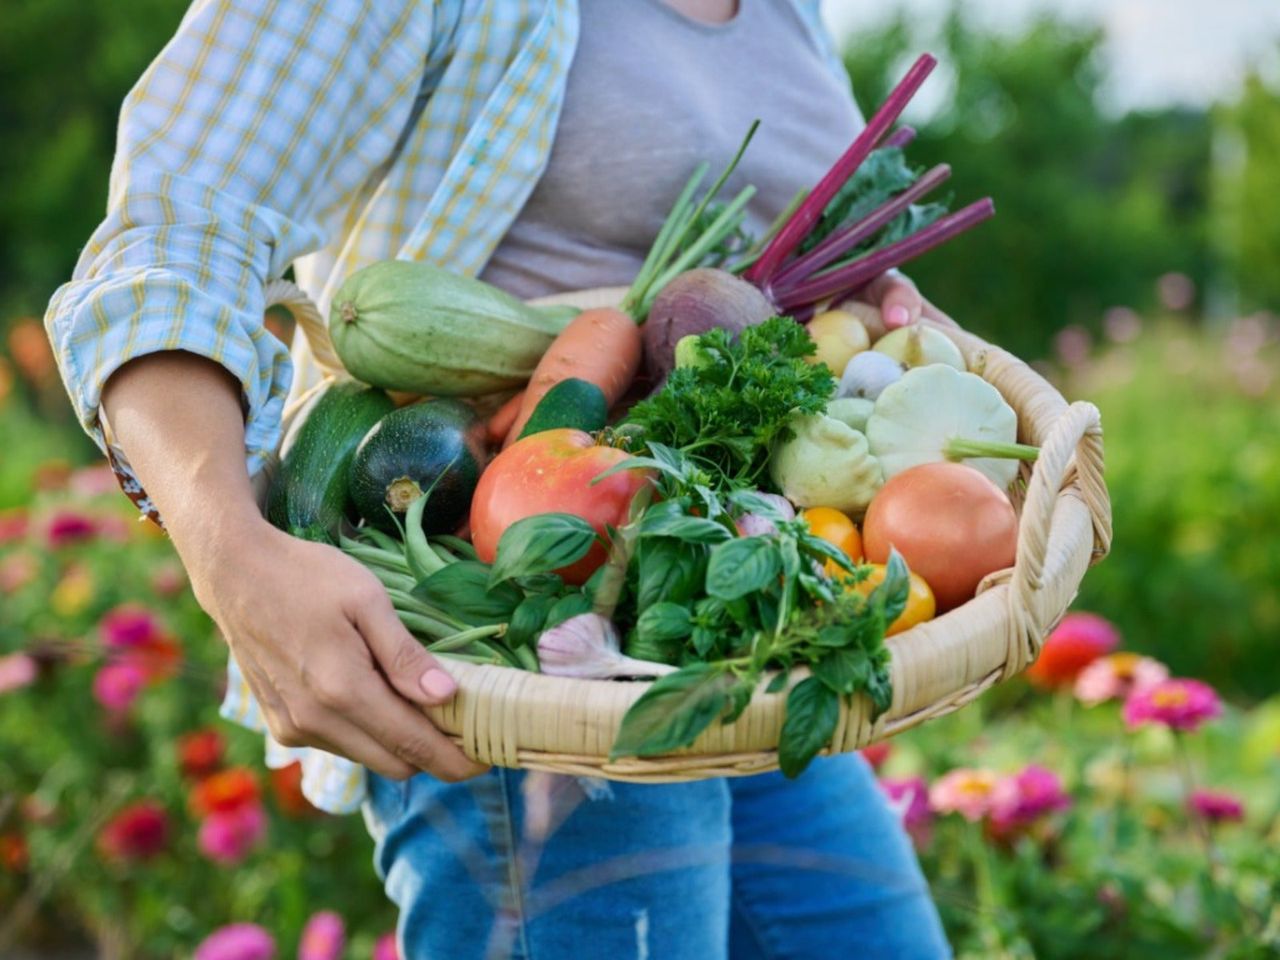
[1074,652,1169,706]
[991,765,1071,831]
[1123,678,1222,733]
[298,911,345,960]
[0,508,28,544]
[98,800,170,863]
[1188,789,1245,824]
[0,552,38,594]
[929,768,1000,822]
[194,923,276,960]
[197,803,267,865]
[372,933,399,960]
[92,660,147,713]
[69,464,120,497]
[151,561,187,597]
[0,653,39,695]
[100,605,161,649]
[880,776,932,845]
[44,510,96,548]
[1026,612,1120,688]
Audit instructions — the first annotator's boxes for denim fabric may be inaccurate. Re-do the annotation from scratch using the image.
[363,753,950,960]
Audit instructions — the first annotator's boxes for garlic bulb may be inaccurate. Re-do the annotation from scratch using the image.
[537,613,678,680]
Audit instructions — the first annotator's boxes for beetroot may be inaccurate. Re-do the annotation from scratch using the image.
[643,269,774,382]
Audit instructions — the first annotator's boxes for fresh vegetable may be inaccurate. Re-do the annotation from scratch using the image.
[872,323,966,371]
[537,613,677,679]
[622,316,835,489]
[328,261,577,396]
[673,334,714,370]
[837,350,902,401]
[348,399,485,535]
[266,382,395,543]
[805,309,871,374]
[504,308,643,443]
[866,364,1039,489]
[800,506,863,574]
[516,378,608,440]
[845,564,936,636]
[486,390,525,444]
[769,413,883,516]
[826,397,875,433]
[862,461,1018,611]
[469,429,653,584]
[643,268,774,383]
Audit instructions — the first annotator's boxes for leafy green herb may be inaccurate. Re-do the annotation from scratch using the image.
[489,513,598,586]
[413,562,523,626]
[778,677,841,777]
[608,664,739,759]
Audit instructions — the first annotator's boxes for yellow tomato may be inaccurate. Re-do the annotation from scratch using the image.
[847,564,937,636]
[805,309,871,375]
[801,506,862,575]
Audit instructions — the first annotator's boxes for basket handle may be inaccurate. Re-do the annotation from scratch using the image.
[263,278,345,378]
[1001,400,1112,679]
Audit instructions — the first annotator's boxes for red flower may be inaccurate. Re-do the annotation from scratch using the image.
[44,510,97,548]
[192,767,260,817]
[98,800,170,863]
[860,741,892,772]
[100,605,161,648]
[178,729,226,780]
[1026,612,1120,688]
[0,832,29,872]
[268,761,319,818]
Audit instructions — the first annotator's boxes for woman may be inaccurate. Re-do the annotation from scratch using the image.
[46,0,953,956]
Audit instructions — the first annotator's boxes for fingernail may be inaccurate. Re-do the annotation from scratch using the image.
[420,668,456,700]
[887,305,911,328]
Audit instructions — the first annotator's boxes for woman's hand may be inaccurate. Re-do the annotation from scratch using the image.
[864,270,957,330]
[102,351,486,783]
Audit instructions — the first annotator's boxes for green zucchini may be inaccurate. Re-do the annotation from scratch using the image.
[267,382,395,543]
[329,260,578,396]
[518,378,608,439]
[349,399,486,536]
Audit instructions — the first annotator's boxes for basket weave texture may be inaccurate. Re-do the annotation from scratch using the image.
[274,282,1113,783]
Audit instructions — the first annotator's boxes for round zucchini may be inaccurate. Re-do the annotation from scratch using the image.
[349,400,486,535]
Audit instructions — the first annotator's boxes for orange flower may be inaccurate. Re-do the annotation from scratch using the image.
[178,729,226,780]
[0,832,29,872]
[191,767,260,817]
[269,761,319,818]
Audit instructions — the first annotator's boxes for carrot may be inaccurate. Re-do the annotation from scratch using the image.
[486,389,526,445]
[504,307,642,445]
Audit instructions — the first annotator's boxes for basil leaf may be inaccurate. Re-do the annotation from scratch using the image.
[779,536,802,579]
[723,679,755,723]
[636,538,706,609]
[644,442,688,475]
[489,514,597,586]
[867,548,911,629]
[638,509,732,544]
[798,532,855,573]
[812,647,870,695]
[414,562,522,626]
[513,573,564,596]
[610,664,734,759]
[636,603,693,643]
[765,670,790,694]
[778,677,840,778]
[624,631,683,666]
[865,659,894,718]
[507,594,557,649]
[706,537,781,601]
[543,592,594,630]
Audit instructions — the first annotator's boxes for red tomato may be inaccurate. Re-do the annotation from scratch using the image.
[469,429,652,584]
[862,462,1018,612]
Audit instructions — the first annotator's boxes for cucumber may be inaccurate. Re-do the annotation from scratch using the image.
[329,260,578,396]
[518,378,608,439]
[349,399,486,536]
[266,383,395,543]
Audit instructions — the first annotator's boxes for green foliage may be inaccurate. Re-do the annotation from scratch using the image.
[1222,72,1280,312]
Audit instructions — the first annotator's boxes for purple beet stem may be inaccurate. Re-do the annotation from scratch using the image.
[744,53,937,287]
[885,126,917,149]
[769,163,952,290]
[774,198,997,311]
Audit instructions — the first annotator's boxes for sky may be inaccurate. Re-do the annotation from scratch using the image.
[820,0,1280,112]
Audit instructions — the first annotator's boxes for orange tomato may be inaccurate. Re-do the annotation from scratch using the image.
[800,506,863,575]
[847,564,936,636]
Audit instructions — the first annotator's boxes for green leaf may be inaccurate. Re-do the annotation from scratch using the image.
[706,537,782,600]
[513,573,564,595]
[867,548,911,630]
[413,562,522,626]
[507,594,558,649]
[638,507,733,544]
[723,679,755,723]
[610,664,735,759]
[489,514,598,586]
[727,489,791,519]
[543,592,594,630]
[636,538,706,609]
[797,530,855,574]
[812,647,871,695]
[778,677,840,778]
[635,602,694,643]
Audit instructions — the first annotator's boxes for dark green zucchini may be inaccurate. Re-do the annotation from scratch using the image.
[349,399,486,536]
[266,382,395,543]
[517,378,608,439]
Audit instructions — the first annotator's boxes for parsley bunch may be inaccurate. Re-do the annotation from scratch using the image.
[622,316,835,489]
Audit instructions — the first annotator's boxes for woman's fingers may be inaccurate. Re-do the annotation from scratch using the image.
[865,270,923,330]
[352,586,458,706]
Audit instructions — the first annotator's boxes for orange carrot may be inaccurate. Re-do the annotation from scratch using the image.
[504,307,642,446]
[486,389,526,445]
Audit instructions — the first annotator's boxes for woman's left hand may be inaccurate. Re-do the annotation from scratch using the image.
[864,270,958,330]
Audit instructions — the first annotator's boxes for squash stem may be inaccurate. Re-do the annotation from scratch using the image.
[945,438,1041,462]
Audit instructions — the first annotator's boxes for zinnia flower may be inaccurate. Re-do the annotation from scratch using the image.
[197,803,268,865]
[0,653,39,695]
[194,923,276,960]
[98,800,169,863]
[151,561,187,597]
[929,768,1000,822]
[100,605,161,648]
[1187,788,1245,824]
[1122,678,1222,733]
[178,729,226,780]
[92,660,147,713]
[44,510,97,548]
[49,564,95,616]
[880,776,932,845]
[298,911,345,960]
[1074,652,1168,706]
[69,464,120,497]
[990,765,1071,831]
[0,552,38,594]
[372,933,399,960]
[860,741,892,771]
[269,762,317,818]
[192,767,261,816]
[0,508,28,544]
[0,832,29,872]
[1025,612,1120,688]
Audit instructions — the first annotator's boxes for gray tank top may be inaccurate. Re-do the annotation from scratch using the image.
[479,0,862,300]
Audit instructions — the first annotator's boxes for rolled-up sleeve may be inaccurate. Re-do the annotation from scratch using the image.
[45,0,433,476]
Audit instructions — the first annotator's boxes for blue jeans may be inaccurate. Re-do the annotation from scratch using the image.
[363,753,949,959]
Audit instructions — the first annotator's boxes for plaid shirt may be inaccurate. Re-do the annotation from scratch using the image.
[44,0,843,813]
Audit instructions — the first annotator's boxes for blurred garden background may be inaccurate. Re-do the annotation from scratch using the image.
[2,1,1278,957]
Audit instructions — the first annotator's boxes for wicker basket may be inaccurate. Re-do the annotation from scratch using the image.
[269,281,1112,783]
